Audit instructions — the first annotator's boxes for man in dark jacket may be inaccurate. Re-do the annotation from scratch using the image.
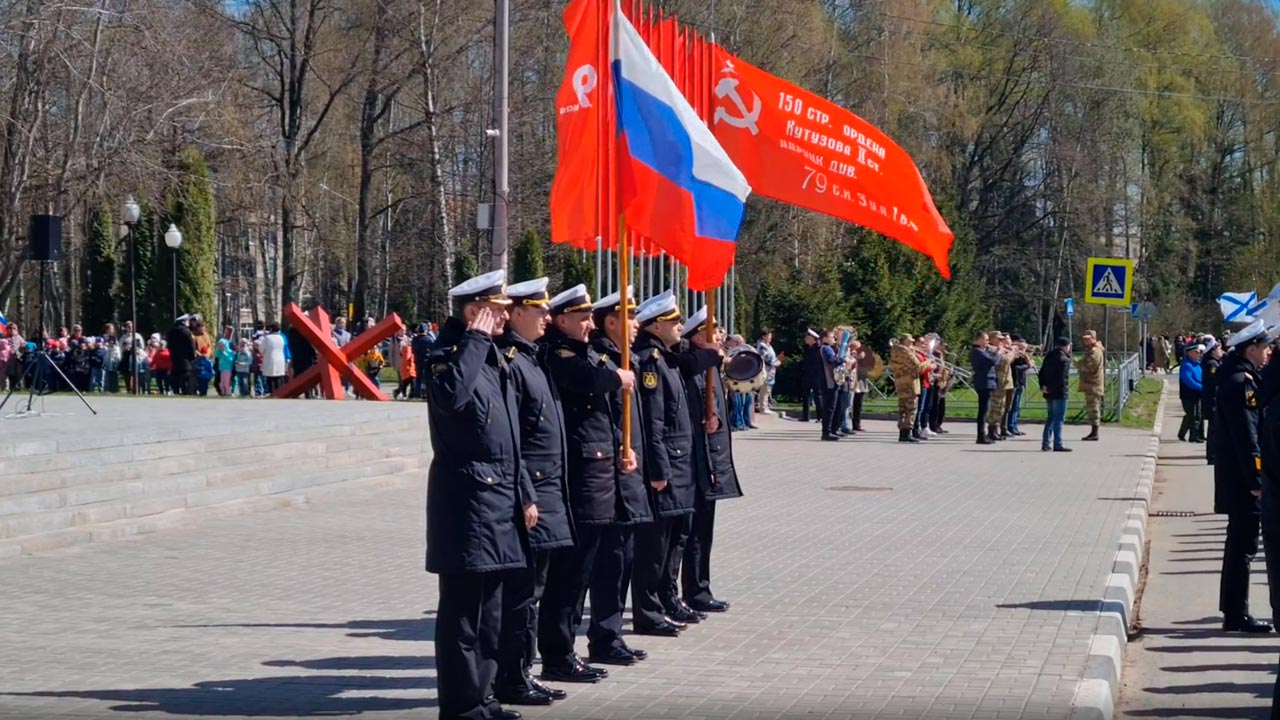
[493,278,573,707]
[800,329,822,422]
[681,305,741,615]
[1038,337,1072,452]
[166,315,196,396]
[425,269,533,720]
[1213,320,1274,634]
[411,323,433,399]
[538,285,637,685]
[631,291,697,641]
[586,287,657,665]
[1178,345,1205,442]
[1203,339,1223,464]
[970,331,998,445]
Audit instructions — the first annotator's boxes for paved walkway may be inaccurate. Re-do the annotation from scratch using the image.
[1119,385,1279,719]
[0,412,1154,719]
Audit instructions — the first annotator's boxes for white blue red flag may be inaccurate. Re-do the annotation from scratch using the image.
[610,1,750,290]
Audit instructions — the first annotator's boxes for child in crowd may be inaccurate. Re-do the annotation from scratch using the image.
[0,338,9,391]
[215,337,235,397]
[234,339,253,397]
[152,340,171,395]
[360,346,385,390]
[394,341,416,400]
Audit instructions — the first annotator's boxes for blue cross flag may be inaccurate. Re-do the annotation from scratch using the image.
[1084,257,1134,306]
[1218,291,1268,323]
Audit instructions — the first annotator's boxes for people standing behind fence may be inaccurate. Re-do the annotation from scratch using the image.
[1178,344,1205,443]
[1078,330,1106,441]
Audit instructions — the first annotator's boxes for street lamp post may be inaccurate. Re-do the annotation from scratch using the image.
[121,195,141,395]
[164,224,183,320]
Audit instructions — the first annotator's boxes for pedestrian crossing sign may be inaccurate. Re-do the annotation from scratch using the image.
[1084,257,1134,306]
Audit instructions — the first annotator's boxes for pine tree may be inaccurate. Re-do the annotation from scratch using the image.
[453,243,479,286]
[82,202,117,334]
[167,147,217,324]
[512,228,545,282]
[559,246,595,293]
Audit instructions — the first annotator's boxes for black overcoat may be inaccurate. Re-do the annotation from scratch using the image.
[497,330,575,551]
[591,333,654,527]
[685,352,743,502]
[634,331,697,518]
[1214,351,1263,516]
[424,317,529,575]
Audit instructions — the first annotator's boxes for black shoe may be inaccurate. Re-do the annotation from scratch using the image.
[1177,433,1186,442]
[571,654,607,678]
[665,605,701,624]
[689,599,730,613]
[495,687,554,706]
[977,437,993,445]
[663,615,689,629]
[1083,427,1099,441]
[1053,446,1072,452]
[589,646,638,666]
[678,600,707,621]
[528,677,566,700]
[634,621,682,637]
[621,644,648,661]
[493,709,524,720]
[1223,615,1273,633]
[1042,445,1051,452]
[822,434,840,441]
[540,660,604,684]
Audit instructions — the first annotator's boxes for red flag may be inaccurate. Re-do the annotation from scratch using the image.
[550,0,608,250]
[707,46,954,277]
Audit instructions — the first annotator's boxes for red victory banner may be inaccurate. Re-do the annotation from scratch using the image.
[706,46,953,277]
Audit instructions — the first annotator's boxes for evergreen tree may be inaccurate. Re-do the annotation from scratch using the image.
[453,242,479,286]
[82,202,117,334]
[166,148,217,324]
[512,228,545,282]
[559,246,596,293]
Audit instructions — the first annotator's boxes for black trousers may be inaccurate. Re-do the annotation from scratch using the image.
[976,389,992,439]
[819,387,837,437]
[538,526,602,666]
[930,394,946,431]
[1220,510,1261,619]
[682,499,717,605]
[801,386,816,422]
[498,550,551,689]
[662,514,691,610]
[588,525,634,655]
[632,517,675,629]
[851,392,866,430]
[1179,395,1203,440]
[436,572,506,720]
[1205,408,1216,464]
[1263,489,1280,620]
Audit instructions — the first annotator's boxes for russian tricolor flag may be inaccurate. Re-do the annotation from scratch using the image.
[0,311,8,334]
[610,2,750,290]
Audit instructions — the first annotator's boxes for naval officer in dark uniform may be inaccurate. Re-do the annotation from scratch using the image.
[494,277,573,706]
[681,305,742,614]
[537,285,637,684]
[1214,319,1275,634]
[586,286,657,664]
[426,269,532,720]
[630,290,711,638]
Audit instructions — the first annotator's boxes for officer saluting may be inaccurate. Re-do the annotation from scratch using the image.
[630,291,719,638]
[493,277,573,707]
[425,269,531,720]
[537,285,637,684]
[681,305,742,615]
[1214,319,1275,634]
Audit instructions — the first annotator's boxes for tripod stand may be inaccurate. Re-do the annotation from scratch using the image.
[0,262,97,418]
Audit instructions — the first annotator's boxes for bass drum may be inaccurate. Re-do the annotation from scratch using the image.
[724,345,766,393]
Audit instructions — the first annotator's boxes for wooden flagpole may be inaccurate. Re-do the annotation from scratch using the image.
[619,218,632,450]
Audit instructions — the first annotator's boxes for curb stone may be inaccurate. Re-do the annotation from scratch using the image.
[1069,379,1167,720]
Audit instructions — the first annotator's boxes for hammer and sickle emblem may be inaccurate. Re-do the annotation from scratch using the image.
[573,64,598,108]
[713,77,761,135]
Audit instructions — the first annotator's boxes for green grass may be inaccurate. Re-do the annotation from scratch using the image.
[1118,378,1165,430]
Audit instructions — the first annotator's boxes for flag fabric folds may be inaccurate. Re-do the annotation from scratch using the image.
[550,0,608,251]
[1218,291,1268,323]
[610,4,750,290]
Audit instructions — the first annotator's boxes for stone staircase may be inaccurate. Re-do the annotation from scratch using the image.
[0,400,430,556]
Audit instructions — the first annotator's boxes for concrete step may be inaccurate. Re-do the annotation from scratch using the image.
[0,460,425,556]
[0,448,426,539]
[0,422,426,496]
[0,414,423,476]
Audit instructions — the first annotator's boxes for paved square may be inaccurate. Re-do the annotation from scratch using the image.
[0,413,1152,719]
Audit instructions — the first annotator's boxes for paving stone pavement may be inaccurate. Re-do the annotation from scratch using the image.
[0,412,1153,720]
[1119,382,1279,719]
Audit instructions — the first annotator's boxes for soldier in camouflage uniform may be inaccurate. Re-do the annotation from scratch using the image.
[890,334,926,444]
[986,333,1014,441]
[1078,330,1106,441]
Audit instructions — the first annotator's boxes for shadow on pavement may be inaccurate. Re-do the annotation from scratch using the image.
[5,673,439,715]
[1125,706,1270,718]
[995,599,1125,613]
[175,616,436,642]
[264,655,435,671]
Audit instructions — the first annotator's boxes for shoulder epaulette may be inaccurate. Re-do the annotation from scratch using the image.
[650,348,661,361]
[556,347,576,358]
[505,346,517,360]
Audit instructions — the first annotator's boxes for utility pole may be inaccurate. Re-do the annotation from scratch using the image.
[489,0,510,273]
